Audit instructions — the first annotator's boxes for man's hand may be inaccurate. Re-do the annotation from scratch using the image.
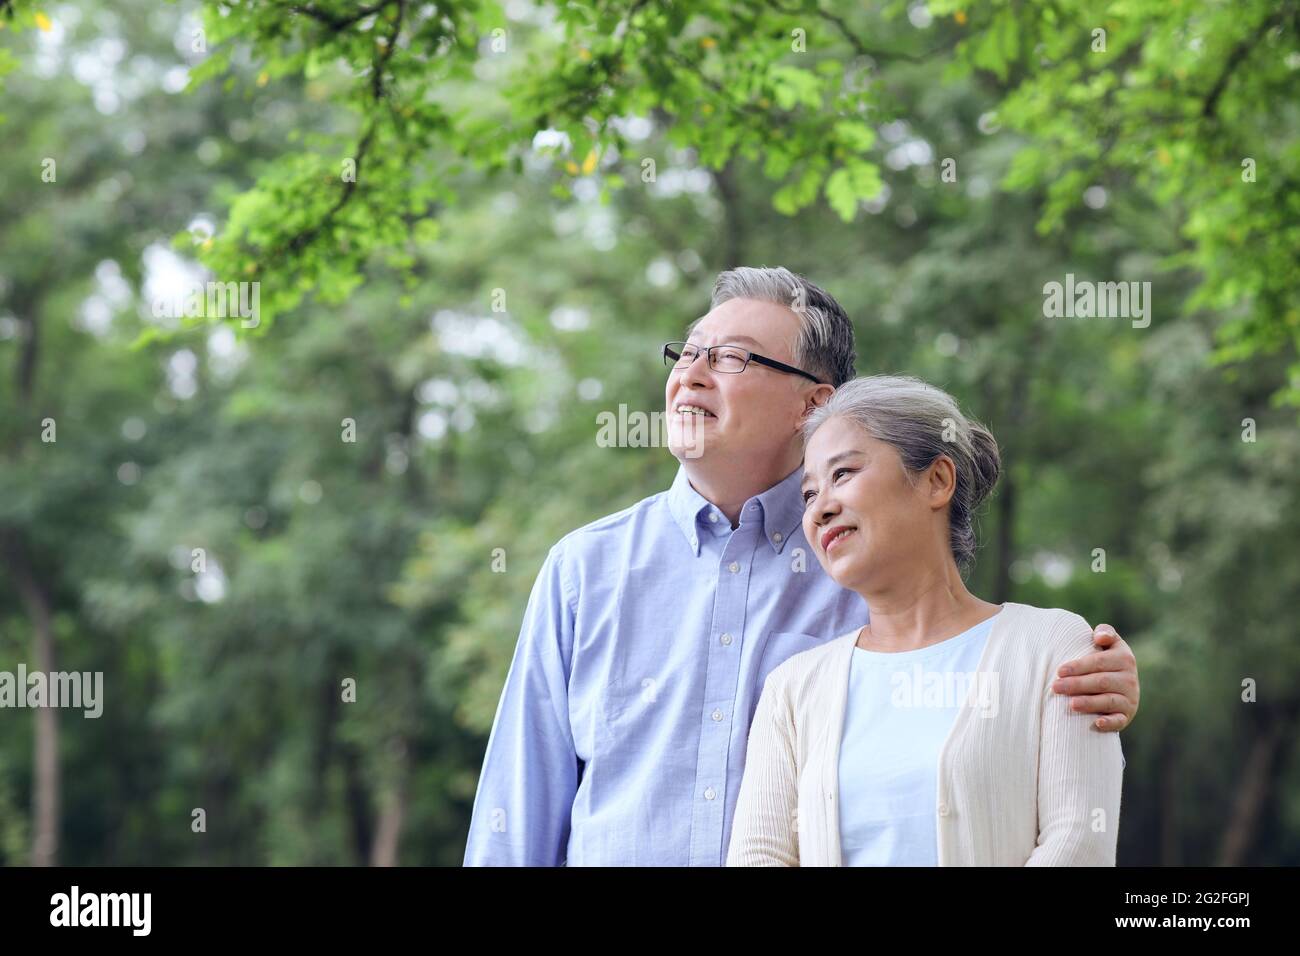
[1051,624,1139,732]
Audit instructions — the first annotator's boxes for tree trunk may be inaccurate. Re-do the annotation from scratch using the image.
[991,470,1015,603]
[7,295,59,864]
[369,738,409,867]
[31,621,59,867]
[307,666,345,864]
[2,534,60,866]
[709,161,747,270]
[340,739,374,865]
[1217,706,1289,865]
[989,323,1041,599]
[1159,741,1180,865]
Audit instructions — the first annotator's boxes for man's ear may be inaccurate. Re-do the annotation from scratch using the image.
[804,383,834,413]
[797,385,833,429]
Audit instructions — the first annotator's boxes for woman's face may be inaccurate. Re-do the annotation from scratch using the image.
[800,416,946,592]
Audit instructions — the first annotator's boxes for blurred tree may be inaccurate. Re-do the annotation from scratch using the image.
[49,0,1289,402]
[0,0,1296,868]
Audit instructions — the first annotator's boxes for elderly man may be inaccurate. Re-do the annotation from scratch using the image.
[464,266,1139,866]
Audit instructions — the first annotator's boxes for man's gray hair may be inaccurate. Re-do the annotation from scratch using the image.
[803,375,1001,571]
[694,266,857,387]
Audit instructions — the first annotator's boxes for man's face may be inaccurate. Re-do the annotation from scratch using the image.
[664,297,811,464]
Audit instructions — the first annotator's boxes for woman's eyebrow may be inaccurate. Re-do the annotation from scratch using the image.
[802,450,861,487]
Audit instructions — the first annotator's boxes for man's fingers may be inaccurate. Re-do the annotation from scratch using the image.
[1091,623,1120,647]
[1052,672,1124,696]
[1092,713,1129,732]
[1057,645,1135,678]
[1067,693,1130,716]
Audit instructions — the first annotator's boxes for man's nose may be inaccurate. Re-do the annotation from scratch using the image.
[681,352,716,388]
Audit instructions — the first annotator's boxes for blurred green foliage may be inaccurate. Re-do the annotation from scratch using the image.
[0,0,1297,865]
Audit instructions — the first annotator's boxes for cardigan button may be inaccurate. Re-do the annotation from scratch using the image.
[937,802,949,816]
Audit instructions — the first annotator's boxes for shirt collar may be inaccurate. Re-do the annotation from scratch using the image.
[667,464,806,556]
[750,464,806,553]
[667,466,713,556]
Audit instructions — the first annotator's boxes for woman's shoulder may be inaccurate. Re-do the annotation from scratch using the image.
[1000,601,1092,632]
[996,602,1096,662]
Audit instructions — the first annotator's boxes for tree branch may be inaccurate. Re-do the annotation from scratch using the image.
[275,0,406,259]
[288,0,396,31]
[1202,9,1287,119]
[767,0,959,63]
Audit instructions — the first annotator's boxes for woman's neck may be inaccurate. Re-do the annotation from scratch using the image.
[855,563,1001,652]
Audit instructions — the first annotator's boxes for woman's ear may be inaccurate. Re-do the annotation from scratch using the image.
[927,455,957,510]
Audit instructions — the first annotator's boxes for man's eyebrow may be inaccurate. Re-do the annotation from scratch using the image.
[687,333,765,347]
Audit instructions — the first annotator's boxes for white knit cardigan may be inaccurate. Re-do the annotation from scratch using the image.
[726,602,1124,866]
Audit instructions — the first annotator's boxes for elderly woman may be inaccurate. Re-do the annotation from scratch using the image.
[726,375,1123,866]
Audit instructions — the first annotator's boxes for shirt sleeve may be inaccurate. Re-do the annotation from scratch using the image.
[463,543,580,866]
[1025,614,1125,866]
[726,669,801,867]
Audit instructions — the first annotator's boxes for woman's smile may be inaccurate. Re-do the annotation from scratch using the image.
[822,525,857,553]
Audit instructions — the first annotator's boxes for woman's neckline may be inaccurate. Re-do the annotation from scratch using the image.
[852,604,1006,658]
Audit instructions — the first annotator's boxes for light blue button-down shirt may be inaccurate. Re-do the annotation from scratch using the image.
[463,464,869,866]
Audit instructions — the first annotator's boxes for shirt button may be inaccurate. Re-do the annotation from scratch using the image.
[708,512,719,523]
[720,632,733,646]
[773,532,784,543]
[704,787,716,801]
[691,538,697,548]
[711,709,723,721]
[937,802,949,816]
[728,561,740,573]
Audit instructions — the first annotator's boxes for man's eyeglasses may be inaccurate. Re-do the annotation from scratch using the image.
[663,342,823,385]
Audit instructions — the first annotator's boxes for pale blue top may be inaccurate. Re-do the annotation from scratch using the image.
[837,613,999,866]
[463,464,869,866]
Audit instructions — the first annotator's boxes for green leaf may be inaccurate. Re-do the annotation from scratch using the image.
[833,119,875,153]
[972,10,1019,81]
[769,65,823,110]
[772,160,827,215]
[824,160,882,222]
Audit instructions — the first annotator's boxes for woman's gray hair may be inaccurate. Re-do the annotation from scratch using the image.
[696,265,857,387]
[803,375,1001,571]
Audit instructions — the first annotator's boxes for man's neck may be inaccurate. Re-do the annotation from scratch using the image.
[682,452,802,527]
